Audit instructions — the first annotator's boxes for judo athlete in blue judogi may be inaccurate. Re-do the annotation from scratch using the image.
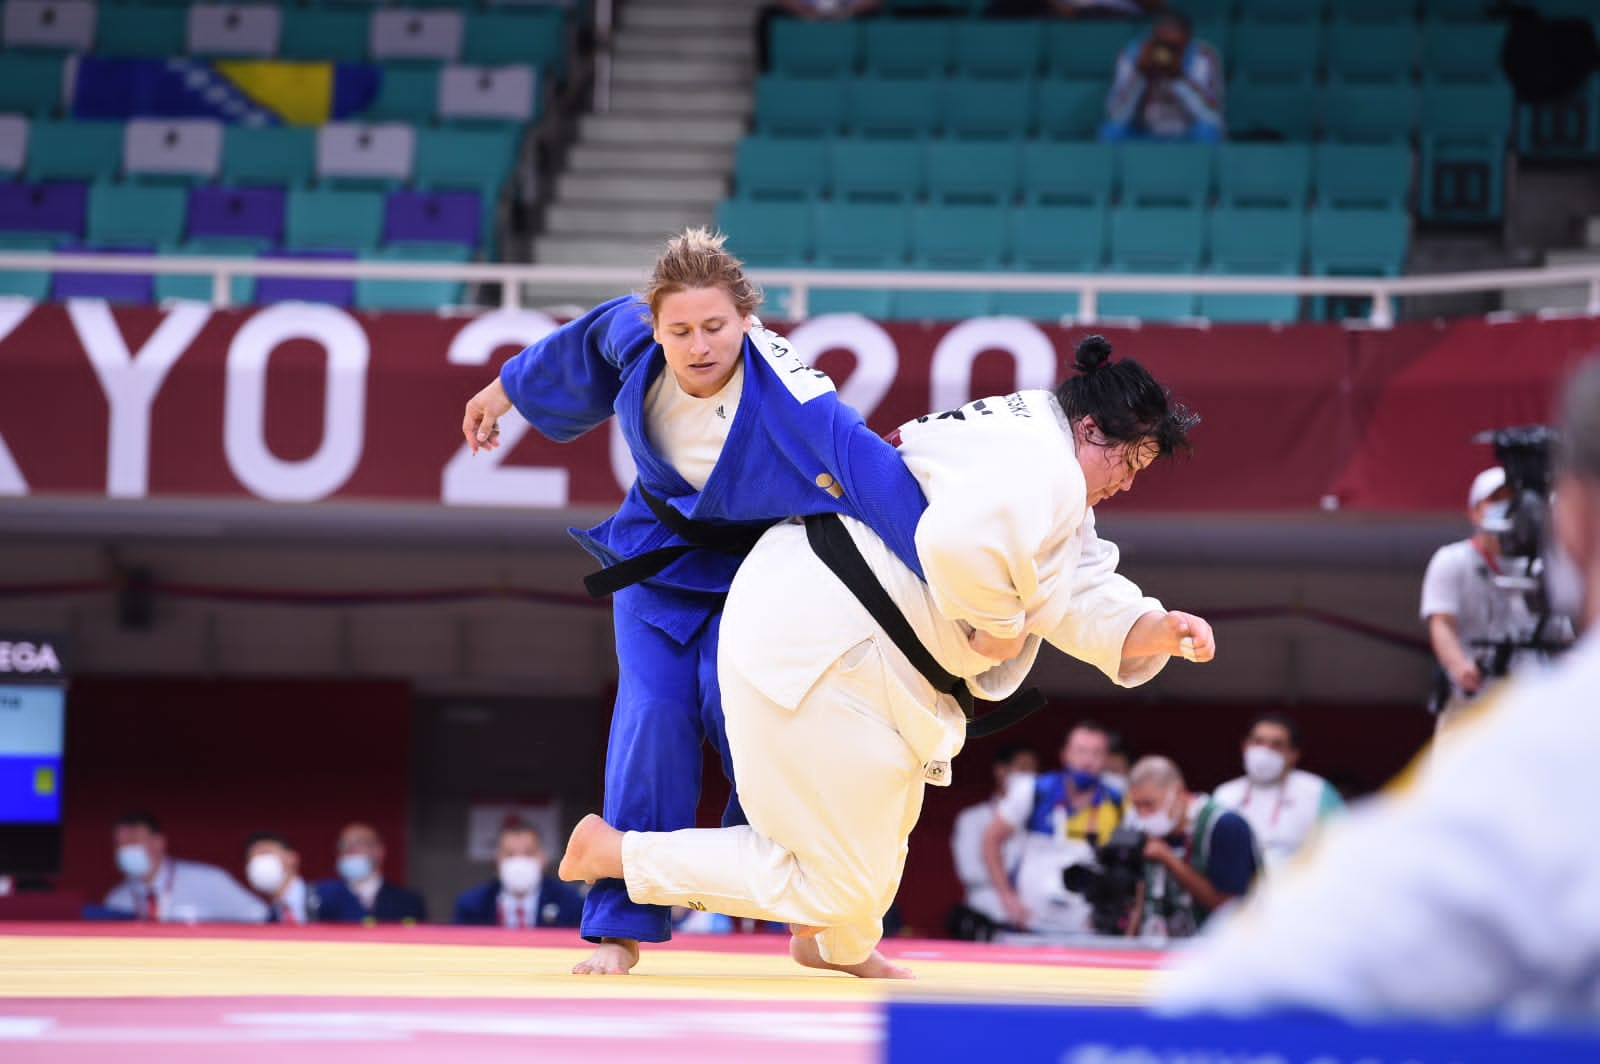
[461,229,927,974]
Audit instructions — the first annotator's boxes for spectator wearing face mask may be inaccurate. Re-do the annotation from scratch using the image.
[103,811,266,924]
[313,821,427,924]
[1213,713,1343,871]
[454,821,582,929]
[243,831,315,925]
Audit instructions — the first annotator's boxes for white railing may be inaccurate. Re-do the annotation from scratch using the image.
[4,250,1600,328]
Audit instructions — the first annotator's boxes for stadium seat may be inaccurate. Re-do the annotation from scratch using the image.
[1234,0,1325,21]
[1308,205,1408,316]
[1420,0,1499,19]
[954,21,1042,79]
[0,117,23,180]
[895,203,1007,320]
[1228,80,1319,141]
[0,53,63,116]
[1117,142,1214,208]
[1019,141,1115,207]
[991,203,1107,320]
[187,3,282,58]
[123,118,224,185]
[87,181,187,247]
[845,76,941,139]
[284,185,386,250]
[1418,20,1506,83]
[1035,79,1107,140]
[256,247,356,307]
[733,135,826,201]
[714,197,812,265]
[412,126,517,190]
[829,138,923,203]
[1230,23,1323,84]
[1417,80,1514,222]
[437,65,538,126]
[942,78,1034,141]
[768,18,859,77]
[754,74,846,137]
[24,121,123,183]
[0,179,86,238]
[811,200,910,316]
[371,9,464,62]
[186,184,286,243]
[1215,142,1311,208]
[925,138,1019,205]
[1319,81,1418,143]
[1324,20,1416,83]
[279,7,371,62]
[1206,204,1306,271]
[1181,0,1237,20]
[1516,76,1600,161]
[1336,0,1415,22]
[861,18,955,78]
[316,123,416,187]
[152,237,263,305]
[365,64,441,123]
[1198,263,1301,323]
[0,233,57,300]
[52,243,153,304]
[1313,142,1412,209]
[95,4,187,58]
[462,10,566,73]
[221,126,317,186]
[355,241,470,311]
[383,188,481,249]
[1042,21,1136,80]
[1102,206,1205,320]
[2,0,94,52]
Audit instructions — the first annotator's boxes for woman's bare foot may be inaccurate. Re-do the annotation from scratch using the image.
[572,937,640,975]
[558,814,625,884]
[789,932,915,979]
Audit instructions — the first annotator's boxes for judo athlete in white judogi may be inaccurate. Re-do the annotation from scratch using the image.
[560,337,1215,978]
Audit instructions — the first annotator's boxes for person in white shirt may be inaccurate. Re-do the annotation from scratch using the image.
[1156,358,1600,1023]
[104,811,266,924]
[1212,712,1343,871]
[558,336,1214,978]
[244,831,313,925]
[947,743,1040,938]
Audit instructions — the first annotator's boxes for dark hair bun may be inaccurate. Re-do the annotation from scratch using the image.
[1074,335,1114,374]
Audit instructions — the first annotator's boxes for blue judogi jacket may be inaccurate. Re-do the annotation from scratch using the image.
[499,297,928,643]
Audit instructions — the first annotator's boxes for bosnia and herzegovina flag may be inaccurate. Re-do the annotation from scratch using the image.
[71,56,382,125]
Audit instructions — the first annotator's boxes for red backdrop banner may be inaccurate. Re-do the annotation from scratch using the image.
[3,301,1598,513]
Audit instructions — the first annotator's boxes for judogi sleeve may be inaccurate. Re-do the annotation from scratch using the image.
[1043,511,1168,686]
[497,296,639,441]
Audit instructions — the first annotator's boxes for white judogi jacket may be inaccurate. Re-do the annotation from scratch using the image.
[720,389,1169,781]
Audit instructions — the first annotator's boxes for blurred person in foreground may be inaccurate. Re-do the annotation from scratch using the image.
[1212,712,1343,871]
[1157,360,1600,1022]
[454,821,582,929]
[244,831,313,925]
[314,822,426,924]
[104,812,265,923]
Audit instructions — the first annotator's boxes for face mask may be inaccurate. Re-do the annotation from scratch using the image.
[1066,769,1100,790]
[1244,745,1287,785]
[338,854,374,883]
[247,853,287,895]
[1477,500,1511,532]
[1130,790,1179,838]
[1100,772,1129,796]
[116,843,152,880]
[498,856,543,895]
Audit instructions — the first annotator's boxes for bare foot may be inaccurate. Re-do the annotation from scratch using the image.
[571,937,640,976]
[558,814,624,884]
[789,932,915,979]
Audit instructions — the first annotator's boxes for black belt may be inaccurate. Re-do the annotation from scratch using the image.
[803,513,1046,739]
[583,487,769,598]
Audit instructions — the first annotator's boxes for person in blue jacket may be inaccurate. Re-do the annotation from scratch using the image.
[460,228,928,974]
[453,822,583,929]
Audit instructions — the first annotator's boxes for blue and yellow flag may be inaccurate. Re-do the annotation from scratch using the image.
[72,57,382,125]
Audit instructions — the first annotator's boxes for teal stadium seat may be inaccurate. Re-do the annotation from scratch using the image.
[845,75,941,138]
[1314,142,1412,209]
[285,185,386,250]
[1230,22,1323,84]
[991,204,1107,320]
[1043,22,1136,80]
[413,127,518,190]
[1308,205,1409,318]
[755,75,846,137]
[87,182,188,247]
[861,19,954,78]
[1228,81,1318,141]
[1234,0,1325,22]
[222,126,317,186]
[1418,21,1506,83]
[0,234,57,300]
[1324,21,1416,83]
[1020,141,1115,206]
[1117,142,1214,208]
[716,196,812,317]
[25,120,123,182]
[356,242,470,311]
[95,5,188,58]
[0,54,63,117]
[1036,79,1107,140]
[955,21,1043,79]
[1336,0,1414,22]
[1200,205,1305,323]
[828,138,924,203]
[1517,75,1600,160]
[1182,0,1236,18]
[1417,80,1514,222]
[153,238,265,305]
[1215,142,1311,208]
[925,138,1019,205]
[734,135,826,201]
[364,64,441,122]
[1102,206,1205,321]
[811,201,910,317]
[1421,0,1499,20]
[462,10,567,74]
[1319,81,1418,143]
[895,203,1007,320]
[279,8,371,62]
[943,78,1034,141]
[768,19,859,77]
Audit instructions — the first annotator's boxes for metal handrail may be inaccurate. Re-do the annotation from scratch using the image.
[3,250,1599,327]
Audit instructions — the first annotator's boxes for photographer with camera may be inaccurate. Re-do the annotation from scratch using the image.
[1099,9,1224,144]
[1119,756,1259,942]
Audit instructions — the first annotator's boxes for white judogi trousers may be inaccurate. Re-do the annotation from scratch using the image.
[624,636,936,965]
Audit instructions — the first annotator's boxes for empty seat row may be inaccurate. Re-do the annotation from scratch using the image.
[734,136,1412,211]
[714,199,1408,323]
[0,1,569,69]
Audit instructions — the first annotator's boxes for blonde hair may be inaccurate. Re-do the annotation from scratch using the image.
[643,227,762,321]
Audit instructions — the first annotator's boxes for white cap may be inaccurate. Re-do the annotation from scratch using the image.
[1469,466,1506,508]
